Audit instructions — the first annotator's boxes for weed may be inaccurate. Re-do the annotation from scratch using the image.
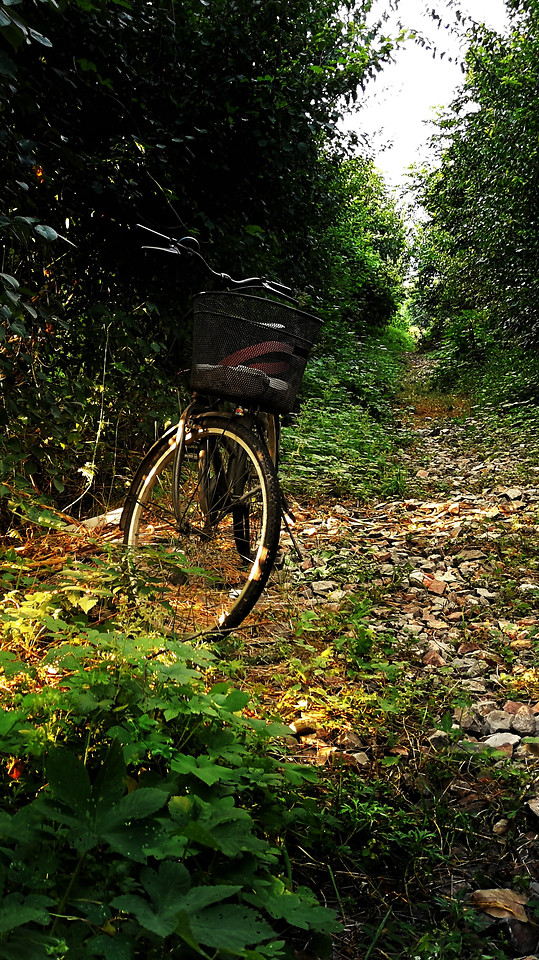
[0,547,340,959]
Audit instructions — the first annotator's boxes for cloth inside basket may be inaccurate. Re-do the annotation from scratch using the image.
[193,363,290,396]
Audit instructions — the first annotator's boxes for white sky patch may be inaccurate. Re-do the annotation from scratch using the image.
[342,0,510,188]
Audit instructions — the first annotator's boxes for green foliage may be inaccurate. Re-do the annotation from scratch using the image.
[0,561,339,958]
[409,3,539,347]
[281,322,412,498]
[317,157,407,332]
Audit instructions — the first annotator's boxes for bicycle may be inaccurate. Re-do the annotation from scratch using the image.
[120,227,321,637]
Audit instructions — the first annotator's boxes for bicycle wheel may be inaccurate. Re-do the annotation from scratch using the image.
[122,416,281,636]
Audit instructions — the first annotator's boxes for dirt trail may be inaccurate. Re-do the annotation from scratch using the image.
[259,353,539,722]
[250,351,539,957]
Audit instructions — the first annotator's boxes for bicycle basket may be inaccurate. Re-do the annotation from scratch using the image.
[190,291,322,413]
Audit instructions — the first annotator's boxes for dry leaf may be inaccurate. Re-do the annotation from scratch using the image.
[470,888,528,923]
[427,578,447,596]
[423,649,446,666]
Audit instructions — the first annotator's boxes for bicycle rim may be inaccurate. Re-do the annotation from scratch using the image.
[123,417,281,636]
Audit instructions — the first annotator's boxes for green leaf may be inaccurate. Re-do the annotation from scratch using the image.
[86,933,133,959]
[34,223,58,241]
[112,862,191,937]
[46,747,91,815]
[191,904,274,951]
[28,27,52,46]
[220,689,251,713]
[96,787,167,832]
[77,57,98,72]
[93,739,127,808]
[171,753,233,786]
[0,273,19,289]
[0,895,51,933]
[246,884,340,932]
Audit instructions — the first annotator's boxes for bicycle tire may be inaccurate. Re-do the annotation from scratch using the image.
[122,416,281,636]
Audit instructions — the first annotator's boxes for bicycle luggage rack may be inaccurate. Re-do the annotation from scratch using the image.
[190,291,322,414]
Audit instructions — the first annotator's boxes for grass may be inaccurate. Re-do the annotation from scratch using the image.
[281,321,414,500]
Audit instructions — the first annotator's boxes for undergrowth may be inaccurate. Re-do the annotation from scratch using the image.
[0,544,339,960]
[281,322,413,498]
[425,313,539,407]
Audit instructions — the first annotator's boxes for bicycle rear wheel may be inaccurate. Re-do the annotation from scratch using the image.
[122,416,281,636]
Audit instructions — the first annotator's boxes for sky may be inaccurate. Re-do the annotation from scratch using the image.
[341,0,511,188]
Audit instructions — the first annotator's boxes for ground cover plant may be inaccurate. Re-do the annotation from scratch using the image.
[0,542,341,959]
[281,320,413,499]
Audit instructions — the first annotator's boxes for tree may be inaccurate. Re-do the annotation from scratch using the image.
[410,1,539,344]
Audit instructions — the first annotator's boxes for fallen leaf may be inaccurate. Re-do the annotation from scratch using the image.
[8,760,25,780]
[423,650,446,666]
[470,889,528,923]
[427,578,447,596]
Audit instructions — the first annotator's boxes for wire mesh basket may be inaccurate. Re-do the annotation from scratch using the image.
[190,291,322,413]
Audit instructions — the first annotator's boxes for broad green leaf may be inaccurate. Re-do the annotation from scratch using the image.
[112,893,178,937]
[34,223,58,241]
[0,273,19,289]
[171,753,233,786]
[220,689,251,713]
[191,904,274,951]
[96,787,167,832]
[93,739,127,808]
[246,889,340,932]
[0,895,51,933]
[86,933,133,959]
[46,747,91,815]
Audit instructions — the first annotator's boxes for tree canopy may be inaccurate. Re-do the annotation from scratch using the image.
[409,0,539,345]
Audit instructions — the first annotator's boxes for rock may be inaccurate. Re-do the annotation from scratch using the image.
[427,730,450,750]
[337,730,365,751]
[423,649,446,666]
[461,680,488,693]
[427,578,447,596]
[456,549,487,562]
[483,733,520,755]
[289,716,319,736]
[504,700,525,715]
[492,819,510,836]
[477,700,499,716]
[467,662,489,678]
[457,740,487,755]
[328,589,348,602]
[311,580,340,595]
[512,706,537,736]
[484,710,513,734]
[352,751,370,766]
[403,623,423,636]
[453,707,482,733]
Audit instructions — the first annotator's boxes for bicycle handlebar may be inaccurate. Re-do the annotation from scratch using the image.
[137,224,295,300]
